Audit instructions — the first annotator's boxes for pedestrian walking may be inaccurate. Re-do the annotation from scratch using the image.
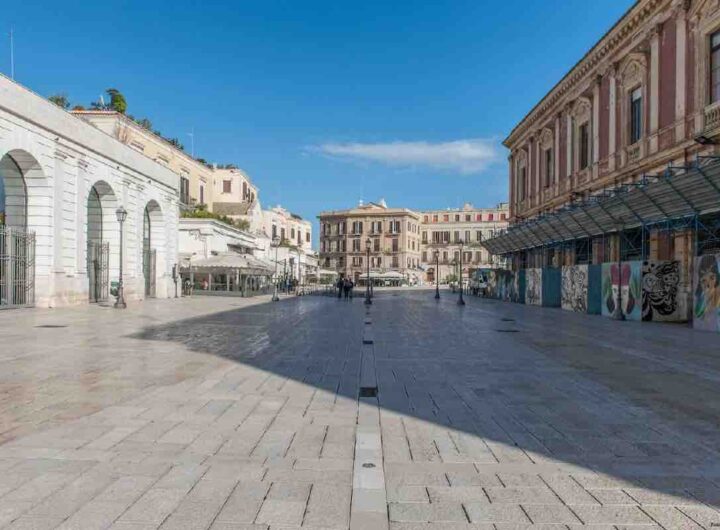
[348,279,355,299]
[336,277,343,299]
[343,278,351,299]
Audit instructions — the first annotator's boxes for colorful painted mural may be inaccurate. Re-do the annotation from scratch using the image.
[642,261,684,322]
[561,265,588,313]
[601,261,642,321]
[693,254,720,332]
[525,268,542,306]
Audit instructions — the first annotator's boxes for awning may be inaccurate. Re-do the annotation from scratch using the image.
[180,253,274,275]
[359,270,406,280]
[483,156,720,255]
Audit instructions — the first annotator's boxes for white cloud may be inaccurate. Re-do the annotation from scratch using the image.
[312,138,500,175]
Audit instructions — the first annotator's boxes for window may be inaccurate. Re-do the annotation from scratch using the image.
[519,167,527,200]
[443,214,449,222]
[630,87,643,144]
[464,230,470,242]
[180,176,190,205]
[579,123,590,170]
[199,185,204,205]
[433,215,438,222]
[306,232,310,242]
[465,214,471,222]
[242,182,248,199]
[352,239,361,252]
[476,231,482,241]
[423,215,429,222]
[422,251,427,262]
[454,214,460,222]
[373,238,380,251]
[501,213,507,220]
[421,231,428,243]
[712,31,720,103]
[223,180,232,193]
[476,214,482,221]
[272,225,277,239]
[392,239,399,252]
[280,228,286,241]
[544,149,553,187]
[488,214,493,221]
[454,231,460,242]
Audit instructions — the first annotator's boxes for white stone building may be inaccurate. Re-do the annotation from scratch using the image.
[0,75,179,308]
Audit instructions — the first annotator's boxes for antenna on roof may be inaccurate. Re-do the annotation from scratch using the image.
[187,127,194,158]
[9,27,14,80]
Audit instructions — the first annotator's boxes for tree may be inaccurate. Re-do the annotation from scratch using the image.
[166,138,184,151]
[135,117,152,130]
[48,94,70,110]
[72,105,86,111]
[106,88,127,114]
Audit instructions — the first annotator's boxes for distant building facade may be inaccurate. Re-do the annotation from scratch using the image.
[420,203,509,283]
[261,205,313,253]
[318,201,423,283]
[73,111,213,211]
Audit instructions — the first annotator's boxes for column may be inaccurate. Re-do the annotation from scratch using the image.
[566,112,573,180]
[675,5,688,141]
[649,24,661,153]
[592,76,601,178]
[608,66,617,171]
[554,115,561,186]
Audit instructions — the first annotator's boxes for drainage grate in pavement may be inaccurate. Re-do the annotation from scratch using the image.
[494,329,519,333]
[359,387,378,398]
[34,325,68,329]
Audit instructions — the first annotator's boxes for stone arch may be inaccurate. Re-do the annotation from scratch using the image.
[0,149,46,230]
[142,199,166,297]
[86,180,119,301]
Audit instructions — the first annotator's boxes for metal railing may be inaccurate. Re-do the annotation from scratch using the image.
[0,226,35,309]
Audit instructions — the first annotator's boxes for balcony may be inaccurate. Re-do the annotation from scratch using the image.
[704,101,720,133]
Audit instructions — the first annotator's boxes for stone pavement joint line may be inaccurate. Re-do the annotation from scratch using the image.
[0,290,719,529]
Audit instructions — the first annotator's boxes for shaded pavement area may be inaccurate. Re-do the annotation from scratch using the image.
[0,289,719,529]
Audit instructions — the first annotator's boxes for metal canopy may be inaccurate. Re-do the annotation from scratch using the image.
[483,156,720,256]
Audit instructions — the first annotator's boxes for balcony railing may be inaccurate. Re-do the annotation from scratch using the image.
[704,101,720,132]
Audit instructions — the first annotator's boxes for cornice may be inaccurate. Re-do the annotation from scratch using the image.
[504,0,667,148]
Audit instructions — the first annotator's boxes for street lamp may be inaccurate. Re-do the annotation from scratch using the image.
[433,249,440,300]
[271,236,280,301]
[457,239,465,306]
[364,238,372,305]
[114,206,127,309]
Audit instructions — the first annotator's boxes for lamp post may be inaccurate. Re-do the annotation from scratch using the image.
[434,249,440,300]
[364,238,372,305]
[114,206,127,309]
[271,236,280,301]
[457,239,465,306]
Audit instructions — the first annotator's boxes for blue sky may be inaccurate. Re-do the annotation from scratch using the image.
[3,0,632,243]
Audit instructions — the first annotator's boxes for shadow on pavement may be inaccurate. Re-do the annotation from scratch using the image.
[133,289,720,513]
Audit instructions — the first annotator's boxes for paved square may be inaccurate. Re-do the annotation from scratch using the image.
[0,289,720,529]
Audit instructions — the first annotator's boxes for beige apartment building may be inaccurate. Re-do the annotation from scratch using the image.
[73,110,214,210]
[420,203,509,283]
[318,201,422,283]
[211,167,262,230]
[262,205,313,252]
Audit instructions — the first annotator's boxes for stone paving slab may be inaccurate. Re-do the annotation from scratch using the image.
[1,290,720,529]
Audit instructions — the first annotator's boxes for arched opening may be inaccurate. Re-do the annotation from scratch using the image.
[0,150,43,308]
[143,200,165,298]
[87,181,118,303]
